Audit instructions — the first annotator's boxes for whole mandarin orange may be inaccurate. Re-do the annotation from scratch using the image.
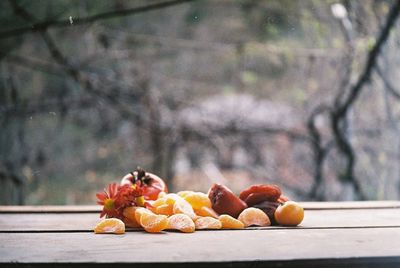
[274,201,304,226]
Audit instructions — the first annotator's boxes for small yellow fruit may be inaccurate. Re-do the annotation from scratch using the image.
[274,201,304,226]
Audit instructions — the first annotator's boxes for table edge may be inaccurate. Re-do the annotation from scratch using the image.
[1,201,400,213]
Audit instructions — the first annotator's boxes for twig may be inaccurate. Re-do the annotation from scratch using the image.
[0,0,196,39]
[9,0,143,120]
[307,105,331,200]
[333,0,400,118]
[330,0,400,199]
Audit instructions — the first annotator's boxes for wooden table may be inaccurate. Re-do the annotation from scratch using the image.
[1,201,400,267]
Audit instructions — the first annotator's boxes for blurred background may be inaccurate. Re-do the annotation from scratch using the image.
[1,0,400,205]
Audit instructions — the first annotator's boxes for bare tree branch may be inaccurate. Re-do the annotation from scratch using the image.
[8,0,145,120]
[333,0,400,118]
[8,0,182,183]
[307,105,331,200]
[0,0,197,39]
[330,0,400,199]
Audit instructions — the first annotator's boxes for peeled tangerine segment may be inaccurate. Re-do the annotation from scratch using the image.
[177,190,193,198]
[219,214,244,229]
[173,199,197,220]
[164,193,183,205]
[134,207,153,223]
[156,203,174,216]
[152,197,167,208]
[194,216,222,230]
[151,194,180,209]
[140,213,168,233]
[238,207,271,227]
[183,192,212,210]
[94,218,125,234]
[167,214,195,233]
[122,206,141,228]
[195,206,219,218]
[157,191,167,199]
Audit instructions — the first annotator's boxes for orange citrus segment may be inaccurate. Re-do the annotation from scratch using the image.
[177,190,193,198]
[94,218,125,234]
[238,207,271,227]
[122,207,141,228]
[164,193,182,205]
[184,192,212,210]
[157,191,167,199]
[194,216,222,230]
[219,214,245,229]
[152,197,167,208]
[134,207,153,223]
[195,206,219,218]
[156,203,174,216]
[140,213,168,233]
[173,199,197,220]
[167,214,195,233]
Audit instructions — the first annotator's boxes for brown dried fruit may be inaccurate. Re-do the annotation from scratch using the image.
[253,201,280,225]
[208,183,247,218]
[239,184,282,206]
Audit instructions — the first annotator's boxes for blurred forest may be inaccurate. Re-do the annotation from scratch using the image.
[1,0,400,205]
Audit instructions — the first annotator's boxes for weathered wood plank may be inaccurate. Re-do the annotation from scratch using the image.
[0,213,99,232]
[1,259,400,268]
[0,228,399,264]
[300,201,400,210]
[300,208,400,228]
[0,208,399,232]
[0,205,101,213]
[1,201,399,213]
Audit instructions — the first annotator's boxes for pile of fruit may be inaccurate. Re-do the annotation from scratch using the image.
[94,168,304,234]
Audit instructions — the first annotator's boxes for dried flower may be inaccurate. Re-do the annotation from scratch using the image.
[96,182,144,219]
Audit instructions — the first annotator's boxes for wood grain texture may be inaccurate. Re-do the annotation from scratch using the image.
[0,228,399,264]
[299,201,400,209]
[0,213,99,232]
[1,202,400,267]
[1,201,399,213]
[0,205,101,213]
[0,208,399,232]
